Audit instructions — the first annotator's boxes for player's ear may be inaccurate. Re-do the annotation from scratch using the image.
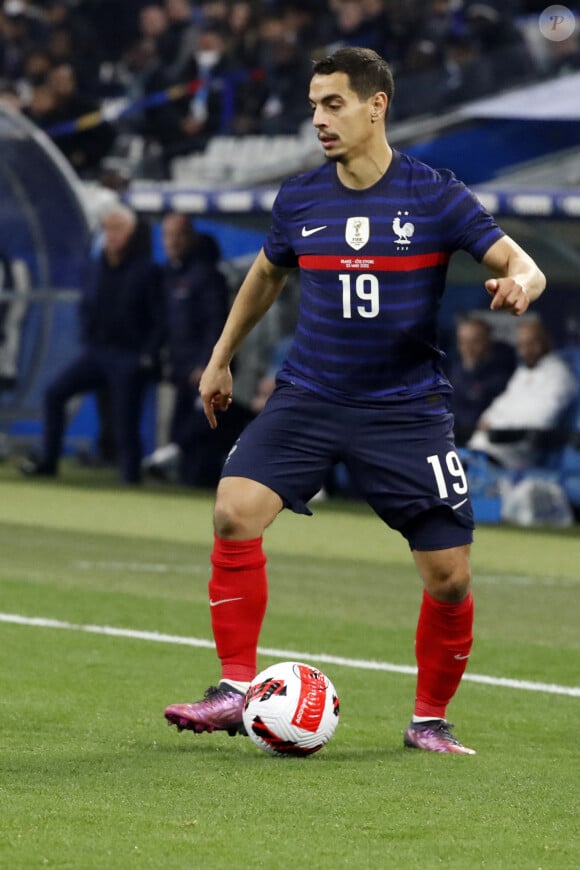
[370,92,387,123]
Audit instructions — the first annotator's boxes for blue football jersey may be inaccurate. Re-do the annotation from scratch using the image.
[263,150,504,405]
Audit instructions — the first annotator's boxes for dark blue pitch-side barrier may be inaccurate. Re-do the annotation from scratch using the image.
[0,105,89,439]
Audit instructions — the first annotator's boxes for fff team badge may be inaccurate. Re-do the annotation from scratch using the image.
[345,217,369,251]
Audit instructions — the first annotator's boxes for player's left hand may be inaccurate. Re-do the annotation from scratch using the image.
[485,278,529,316]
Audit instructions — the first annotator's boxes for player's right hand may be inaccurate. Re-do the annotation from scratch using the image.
[199,365,233,429]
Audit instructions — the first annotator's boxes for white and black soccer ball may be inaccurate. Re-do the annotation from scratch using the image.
[242,661,340,756]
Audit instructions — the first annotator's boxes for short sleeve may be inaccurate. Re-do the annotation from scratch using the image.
[439,170,504,262]
[263,184,299,269]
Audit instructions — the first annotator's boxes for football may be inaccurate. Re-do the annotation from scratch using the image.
[242,661,340,756]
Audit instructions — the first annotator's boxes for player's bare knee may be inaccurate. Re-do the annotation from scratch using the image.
[426,569,471,603]
[414,545,472,602]
[213,493,267,539]
[213,501,247,539]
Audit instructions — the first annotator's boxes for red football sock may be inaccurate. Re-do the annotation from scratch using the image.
[209,534,268,683]
[413,590,474,720]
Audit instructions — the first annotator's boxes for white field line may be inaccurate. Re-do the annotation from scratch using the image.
[1,612,579,698]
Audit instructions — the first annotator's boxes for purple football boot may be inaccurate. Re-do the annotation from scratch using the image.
[164,684,246,736]
[404,720,476,755]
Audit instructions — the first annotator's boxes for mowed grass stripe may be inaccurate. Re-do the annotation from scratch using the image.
[72,559,580,587]
[2,611,579,698]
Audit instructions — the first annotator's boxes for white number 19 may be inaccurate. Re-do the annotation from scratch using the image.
[426,451,468,498]
[339,273,380,319]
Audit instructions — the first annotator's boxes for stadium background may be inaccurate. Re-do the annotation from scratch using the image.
[0,0,579,517]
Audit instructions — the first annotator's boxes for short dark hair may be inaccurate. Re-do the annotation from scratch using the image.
[312,47,395,111]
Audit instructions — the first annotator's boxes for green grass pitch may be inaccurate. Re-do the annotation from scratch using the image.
[0,462,578,868]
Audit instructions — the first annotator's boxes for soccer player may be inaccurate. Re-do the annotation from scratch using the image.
[164,47,546,754]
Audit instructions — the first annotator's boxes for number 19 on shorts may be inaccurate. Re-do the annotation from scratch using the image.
[427,451,468,499]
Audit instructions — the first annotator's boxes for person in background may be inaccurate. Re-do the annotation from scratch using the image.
[449,316,516,446]
[141,22,237,167]
[468,318,577,470]
[163,47,546,755]
[250,334,294,416]
[20,204,164,484]
[41,63,115,177]
[144,212,250,486]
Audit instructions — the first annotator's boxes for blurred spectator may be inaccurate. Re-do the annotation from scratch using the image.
[420,0,462,48]
[448,316,516,446]
[393,39,448,120]
[144,212,251,486]
[325,0,386,53]
[0,0,568,179]
[464,2,537,88]
[44,0,101,94]
[136,4,179,149]
[360,0,391,43]
[259,35,313,134]
[0,1,38,82]
[546,31,580,75]
[199,0,230,29]
[23,80,56,125]
[33,63,115,177]
[116,25,160,107]
[136,1,176,81]
[467,318,578,470]
[239,12,312,134]
[163,0,197,75]
[20,204,164,484]
[380,0,425,67]
[444,34,494,106]
[139,3,170,43]
[140,20,238,165]
[227,259,300,415]
[21,47,52,88]
[81,0,149,65]
[281,0,328,52]
[176,26,235,148]
[250,334,294,415]
[227,0,261,68]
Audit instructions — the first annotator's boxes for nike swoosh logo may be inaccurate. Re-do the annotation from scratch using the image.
[209,596,244,608]
[301,225,327,237]
[454,654,470,660]
[451,498,468,510]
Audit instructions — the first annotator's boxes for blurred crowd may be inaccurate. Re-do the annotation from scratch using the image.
[1,0,579,178]
[16,202,298,487]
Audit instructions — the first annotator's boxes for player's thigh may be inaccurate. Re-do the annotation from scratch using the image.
[221,383,338,516]
[349,403,474,537]
[214,476,283,539]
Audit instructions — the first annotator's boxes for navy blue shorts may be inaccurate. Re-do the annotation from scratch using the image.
[222,382,474,551]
